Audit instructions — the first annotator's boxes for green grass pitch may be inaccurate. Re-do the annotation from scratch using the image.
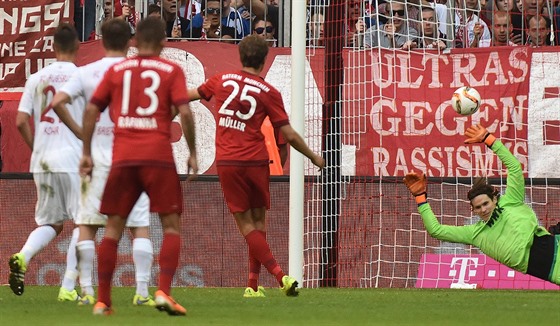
[1,286,558,325]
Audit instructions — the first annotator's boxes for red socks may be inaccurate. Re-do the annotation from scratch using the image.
[248,231,265,291]
[244,230,285,286]
[97,237,119,307]
[158,233,181,295]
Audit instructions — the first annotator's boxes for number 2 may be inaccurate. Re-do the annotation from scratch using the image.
[40,85,57,123]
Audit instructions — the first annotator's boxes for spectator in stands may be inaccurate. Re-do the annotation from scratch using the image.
[422,0,450,38]
[148,4,162,18]
[490,0,524,44]
[526,14,551,45]
[523,0,549,17]
[189,0,251,41]
[253,17,276,47]
[454,0,492,47]
[161,0,190,39]
[378,0,421,32]
[74,0,96,41]
[363,0,419,49]
[405,6,446,49]
[491,11,518,45]
[308,10,325,47]
[104,0,136,34]
[242,0,280,43]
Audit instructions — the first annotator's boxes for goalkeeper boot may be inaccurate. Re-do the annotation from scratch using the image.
[92,302,113,316]
[58,287,80,302]
[154,290,187,316]
[280,275,299,297]
[243,286,266,298]
[133,294,156,306]
[78,294,96,305]
[8,253,27,296]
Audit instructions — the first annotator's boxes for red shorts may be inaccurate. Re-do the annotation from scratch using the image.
[217,165,270,214]
[100,165,182,217]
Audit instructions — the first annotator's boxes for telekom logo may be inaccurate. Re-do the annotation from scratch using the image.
[449,257,479,286]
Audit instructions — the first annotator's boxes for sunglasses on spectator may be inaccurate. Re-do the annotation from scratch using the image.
[391,10,405,16]
[254,26,274,34]
[206,8,220,14]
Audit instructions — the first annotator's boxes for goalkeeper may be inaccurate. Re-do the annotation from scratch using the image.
[404,124,560,285]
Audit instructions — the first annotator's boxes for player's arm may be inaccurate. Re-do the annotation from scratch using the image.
[404,171,476,244]
[51,91,83,140]
[278,124,325,169]
[177,103,198,180]
[187,88,202,102]
[464,124,524,203]
[80,102,100,176]
[242,0,266,19]
[15,112,33,149]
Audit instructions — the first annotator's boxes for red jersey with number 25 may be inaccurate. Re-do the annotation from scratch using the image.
[197,70,289,166]
[90,56,188,167]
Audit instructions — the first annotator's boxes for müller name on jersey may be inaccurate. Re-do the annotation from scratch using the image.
[117,116,158,129]
[219,115,245,132]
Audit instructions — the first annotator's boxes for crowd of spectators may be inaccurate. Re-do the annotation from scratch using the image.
[73,0,558,48]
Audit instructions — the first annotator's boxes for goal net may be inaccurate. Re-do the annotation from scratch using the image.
[302,0,560,288]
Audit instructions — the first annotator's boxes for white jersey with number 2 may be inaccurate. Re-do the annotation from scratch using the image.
[18,61,83,173]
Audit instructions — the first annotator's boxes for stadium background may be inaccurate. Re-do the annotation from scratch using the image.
[1,0,560,290]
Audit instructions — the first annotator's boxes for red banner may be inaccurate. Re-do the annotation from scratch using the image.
[1,42,552,177]
[344,47,531,177]
[0,0,73,91]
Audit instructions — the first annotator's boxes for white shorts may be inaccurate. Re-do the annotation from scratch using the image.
[33,172,80,226]
[76,168,150,227]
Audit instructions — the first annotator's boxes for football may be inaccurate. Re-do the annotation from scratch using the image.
[451,86,481,116]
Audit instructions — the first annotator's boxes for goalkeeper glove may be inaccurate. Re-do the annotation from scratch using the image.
[464,124,496,147]
[403,172,427,205]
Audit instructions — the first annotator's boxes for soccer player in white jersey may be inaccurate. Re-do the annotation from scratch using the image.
[10,23,82,299]
[51,18,155,306]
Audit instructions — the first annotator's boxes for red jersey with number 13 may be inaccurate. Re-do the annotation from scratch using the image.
[90,56,189,167]
[197,70,289,166]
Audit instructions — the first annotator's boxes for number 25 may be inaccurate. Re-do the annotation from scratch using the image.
[218,80,261,120]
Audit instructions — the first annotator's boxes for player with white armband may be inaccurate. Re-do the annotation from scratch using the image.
[404,124,560,285]
[50,18,155,307]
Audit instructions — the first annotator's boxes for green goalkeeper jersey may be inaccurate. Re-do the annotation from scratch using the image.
[418,139,549,274]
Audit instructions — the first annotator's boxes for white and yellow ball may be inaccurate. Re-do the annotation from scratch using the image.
[451,86,481,116]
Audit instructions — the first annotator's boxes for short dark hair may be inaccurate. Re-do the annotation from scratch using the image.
[238,35,268,69]
[467,178,500,202]
[53,23,79,53]
[136,16,167,48]
[148,4,162,15]
[101,18,131,51]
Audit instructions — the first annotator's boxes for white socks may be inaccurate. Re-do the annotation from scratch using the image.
[20,226,57,265]
[76,240,95,296]
[61,228,80,291]
[133,238,153,297]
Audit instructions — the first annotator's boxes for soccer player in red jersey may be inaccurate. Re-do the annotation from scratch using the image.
[189,35,325,297]
[80,17,198,316]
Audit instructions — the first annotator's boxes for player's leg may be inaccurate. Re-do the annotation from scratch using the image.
[57,172,82,301]
[128,192,154,306]
[94,166,141,314]
[76,225,99,305]
[142,165,186,316]
[9,172,71,296]
[58,227,81,301]
[130,227,154,306]
[75,168,108,304]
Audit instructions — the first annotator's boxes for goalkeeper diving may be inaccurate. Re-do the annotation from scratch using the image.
[404,124,560,285]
